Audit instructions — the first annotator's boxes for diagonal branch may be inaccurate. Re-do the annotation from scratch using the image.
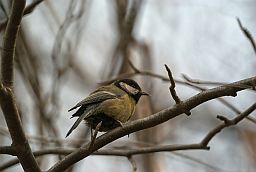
[0,0,44,32]
[200,102,256,146]
[2,102,255,171]
[47,76,256,172]
[164,64,181,104]
[89,121,102,149]
[102,63,256,124]
[237,18,256,55]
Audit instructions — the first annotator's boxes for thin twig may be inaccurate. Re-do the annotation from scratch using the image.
[237,17,256,55]
[164,64,181,104]
[0,0,44,32]
[182,74,228,86]
[182,74,254,90]
[103,62,255,91]
[201,103,256,146]
[183,77,256,124]
[165,64,191,115]
[127,156,137,172]
[23,0,44,15]
[216,115,233,125]
[89,122,102,149]
[128,59,140,73]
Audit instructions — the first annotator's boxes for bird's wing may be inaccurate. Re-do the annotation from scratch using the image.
[68,91,119,112]
[66,105,97,137]
[66,90,121,137]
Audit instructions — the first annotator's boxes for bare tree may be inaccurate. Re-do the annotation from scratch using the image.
[0,1,256,172]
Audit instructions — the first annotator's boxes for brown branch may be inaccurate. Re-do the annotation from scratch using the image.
[183,73,255,91]
[2,101,255,171]
[0,0,44,32]
[23,0,44,15]
[105,0,142,77]
[100,60,182,86]
[164,64,181,104]
[1,1,24,87]
[164,64,191,116]
[103,62,256,124]
[35,99,256,157]
[107,64,256,124]
[2,100,255,171]
[0,146,16,155]
[183,81,256,124]
[182,74,228,86]
[103,62,254,91]
[0,144,206,171]
[47,76,256,172]
[89,122,102,150]
[201,103,256,146]
[128,59,140,73]
[0,0,41,171]
[237,18,256,55]
[128,156,137,172]
[2,102,255,172]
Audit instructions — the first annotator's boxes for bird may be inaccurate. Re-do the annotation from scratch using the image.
[65,79,148,137]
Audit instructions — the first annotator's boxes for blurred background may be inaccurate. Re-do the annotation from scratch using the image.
[0,0,256,171]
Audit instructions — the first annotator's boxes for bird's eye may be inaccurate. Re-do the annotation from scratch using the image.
[119,82,139,95]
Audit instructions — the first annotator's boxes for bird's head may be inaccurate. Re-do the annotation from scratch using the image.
[114,79,148,103]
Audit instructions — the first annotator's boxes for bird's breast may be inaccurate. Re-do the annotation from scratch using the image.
[99,94,135,123]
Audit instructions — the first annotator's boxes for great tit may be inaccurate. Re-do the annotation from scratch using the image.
[66,79,148,137]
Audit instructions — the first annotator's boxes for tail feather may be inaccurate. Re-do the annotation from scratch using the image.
[68,106,78,112]
[66,111,90,138]
[66,105,97,137]
[71,106,86,117]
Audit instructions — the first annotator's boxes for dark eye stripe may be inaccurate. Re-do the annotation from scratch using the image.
[118,79,141,91]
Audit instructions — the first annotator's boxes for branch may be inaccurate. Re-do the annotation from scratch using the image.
[0,144,208,170]
[89,121,102,149]
[0,146,16,155]
[201,103,256,146]
[1,0,25,87]
[47,76,256,172]
[237,18,256,55]
[0,80,41,172]
[127,156,137,172]
[102,64,256,124]
[0,0,41,171]
[0,0,44,32]
[164,64,181,104]
[164,64,191,116]
[2,101,255,171]
[183,73,255,90]
[182,77,256,124]
[103,62,254,91]
[0,144,207,170]
[182,74,228,86]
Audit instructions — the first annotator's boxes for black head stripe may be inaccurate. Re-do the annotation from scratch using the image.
[115,79,142,91]
[114,79,143,103]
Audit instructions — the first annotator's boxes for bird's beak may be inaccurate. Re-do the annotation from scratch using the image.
[140,91,149,96]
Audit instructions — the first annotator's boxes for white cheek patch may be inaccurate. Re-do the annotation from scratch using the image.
[120,82,139,95]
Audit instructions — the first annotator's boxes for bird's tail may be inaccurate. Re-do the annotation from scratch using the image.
[66,106,96,137]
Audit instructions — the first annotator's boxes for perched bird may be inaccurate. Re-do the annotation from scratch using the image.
[66,79,148,137]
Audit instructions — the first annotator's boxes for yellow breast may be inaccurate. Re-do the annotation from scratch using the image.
[99,93,136,123]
